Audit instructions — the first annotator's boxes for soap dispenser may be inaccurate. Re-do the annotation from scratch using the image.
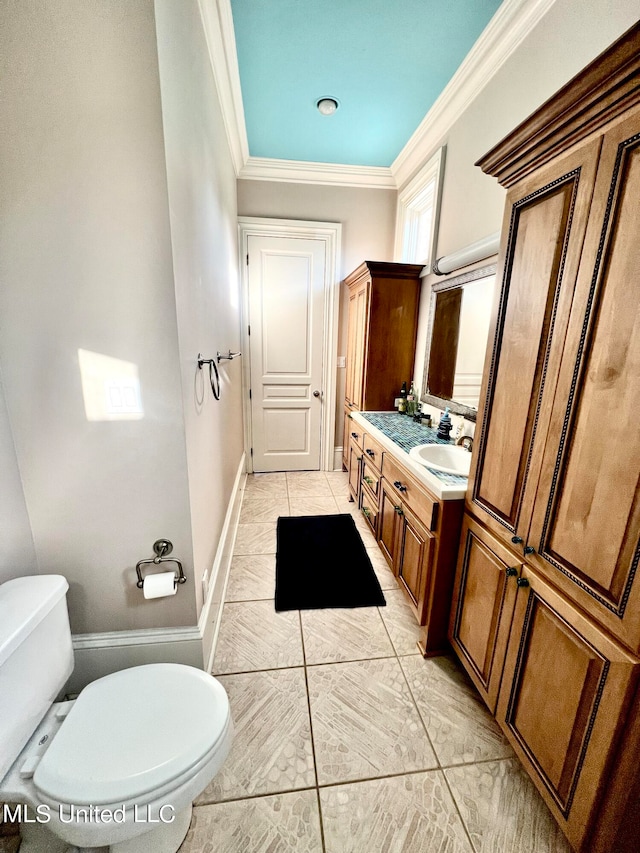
[437,407,453,440]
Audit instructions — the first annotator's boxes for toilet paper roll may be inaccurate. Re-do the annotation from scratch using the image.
[142,571,177,599]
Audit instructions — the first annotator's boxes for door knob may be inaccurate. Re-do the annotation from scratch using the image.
[313,390,321,398]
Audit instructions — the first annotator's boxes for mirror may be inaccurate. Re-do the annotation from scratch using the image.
[421,264,496,420]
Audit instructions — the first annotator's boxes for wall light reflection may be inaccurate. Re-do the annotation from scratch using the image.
[78,349,144,421]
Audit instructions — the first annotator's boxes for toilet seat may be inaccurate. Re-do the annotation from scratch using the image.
[33,663,230,807]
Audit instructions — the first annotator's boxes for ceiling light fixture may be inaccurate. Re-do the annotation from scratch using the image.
[316,97,339,116]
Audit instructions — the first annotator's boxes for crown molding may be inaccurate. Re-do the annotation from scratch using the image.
[391,0,558,189]
[198,0,248,175]
[203,0,557,190]
[239,156,396,189]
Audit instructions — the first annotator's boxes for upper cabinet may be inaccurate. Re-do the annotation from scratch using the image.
[470,26,640,655]
[343,261,422,413]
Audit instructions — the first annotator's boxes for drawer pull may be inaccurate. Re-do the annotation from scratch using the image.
[362,507,371,518]
[524,545,536,555]
[393,480,407,493]
[364,476,374,486]
[351,432,359,439]
[394,506,404,516]
[366,448,375,457]
[505,567,518,577]
[516,577,530,588]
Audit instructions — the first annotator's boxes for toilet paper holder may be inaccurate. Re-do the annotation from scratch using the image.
[136,539,187,590]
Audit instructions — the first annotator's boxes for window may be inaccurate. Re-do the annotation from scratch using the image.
[394,146,445,270]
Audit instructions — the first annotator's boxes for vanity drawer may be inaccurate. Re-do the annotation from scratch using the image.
[362,461,380,496]
[363,434,384,472]
[360,483,378,536]
[382,454,438,531]
[348,423,365,451]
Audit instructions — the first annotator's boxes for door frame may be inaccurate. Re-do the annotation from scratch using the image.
[238,217,342,473]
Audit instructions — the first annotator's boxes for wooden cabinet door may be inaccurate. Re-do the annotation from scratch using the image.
[347,437,362,502]
[449,514,520,713]
[526,112,640,653]
[378,479,400,569]
[497,568,640,852]
[345,280,369,409]
[396,502,435,619]
[469,140,601,551]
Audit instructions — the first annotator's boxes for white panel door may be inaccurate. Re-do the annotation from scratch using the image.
[247,235,326,472]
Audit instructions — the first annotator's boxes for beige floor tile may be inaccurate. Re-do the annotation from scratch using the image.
[320,771,473,853]
[366,547,397,590]
[196,668,314,803]
[378,587,421,655]
[325,470,350,497]
[181,791,323,853]
[225,554,275,602]
[239,495,289,523]
[244,472,288,498]
[286,471,333,497]
[301,607,394,665]
[307,657,437,786]
[234,522,277,555]
[212,600,303,674]
[288,495,340,515]
[401,655,513,766]
[445,758,571,853]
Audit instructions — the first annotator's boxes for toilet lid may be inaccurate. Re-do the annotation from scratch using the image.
[33,664,230,806]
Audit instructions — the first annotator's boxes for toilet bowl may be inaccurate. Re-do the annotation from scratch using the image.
[0,576,233,852]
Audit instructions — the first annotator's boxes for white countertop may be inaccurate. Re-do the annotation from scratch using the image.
[351,411,468,501]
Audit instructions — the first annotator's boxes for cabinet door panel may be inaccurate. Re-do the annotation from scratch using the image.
[347,438,362,502]
[529,114,640,651]
[397,504,434,616]
[378,480,398,569]
[470,142,601,543]
[450,515,520,712]
[345,281,368,408]
[498,570,640,851]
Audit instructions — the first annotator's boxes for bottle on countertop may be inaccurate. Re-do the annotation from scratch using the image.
[406,381,417,417]
[397,381,408,414]
[437,407,453,440]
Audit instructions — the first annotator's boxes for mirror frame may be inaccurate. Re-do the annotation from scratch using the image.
[421,263,497,422]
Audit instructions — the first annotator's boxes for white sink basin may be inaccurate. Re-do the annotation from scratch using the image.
[409,443,471,477]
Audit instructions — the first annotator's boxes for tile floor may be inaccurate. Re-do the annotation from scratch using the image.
[179,471,571,853]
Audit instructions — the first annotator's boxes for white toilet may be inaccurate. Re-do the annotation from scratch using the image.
[0,575,233,852]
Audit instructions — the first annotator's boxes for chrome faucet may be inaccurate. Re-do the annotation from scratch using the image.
[455,434,474,452]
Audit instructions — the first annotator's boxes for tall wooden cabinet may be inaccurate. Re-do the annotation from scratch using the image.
[449,25,640,853]
[342,261,422,469]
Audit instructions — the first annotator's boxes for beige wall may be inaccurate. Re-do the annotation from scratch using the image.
[155,0,244,614]
[0,375,37,583]
[0,0,194,633]
[236,181,397,450]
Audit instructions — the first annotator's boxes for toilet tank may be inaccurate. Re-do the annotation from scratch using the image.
[0,575,74,782]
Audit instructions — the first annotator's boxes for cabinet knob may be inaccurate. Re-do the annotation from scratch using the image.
[394,506,404,515]
[516,577,530,588]
[364,476,373,485]
[524,545,536,555]
[351,432,359,439]
[366,449,375,457]
[505,567,518,577]
[362,507,371,518]
[511,536,523,544]
[393,480,407,492]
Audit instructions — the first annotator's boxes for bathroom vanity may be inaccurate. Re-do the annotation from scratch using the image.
[348,411,465,656]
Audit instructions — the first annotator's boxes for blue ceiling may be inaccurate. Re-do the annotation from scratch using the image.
[230,0,503,168]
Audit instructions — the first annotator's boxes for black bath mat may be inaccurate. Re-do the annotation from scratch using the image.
[275,514,386,611]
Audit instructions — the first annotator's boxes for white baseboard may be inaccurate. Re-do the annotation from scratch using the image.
[68,454,247,692]
[200,453,246,672]
[333,446,344,471]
